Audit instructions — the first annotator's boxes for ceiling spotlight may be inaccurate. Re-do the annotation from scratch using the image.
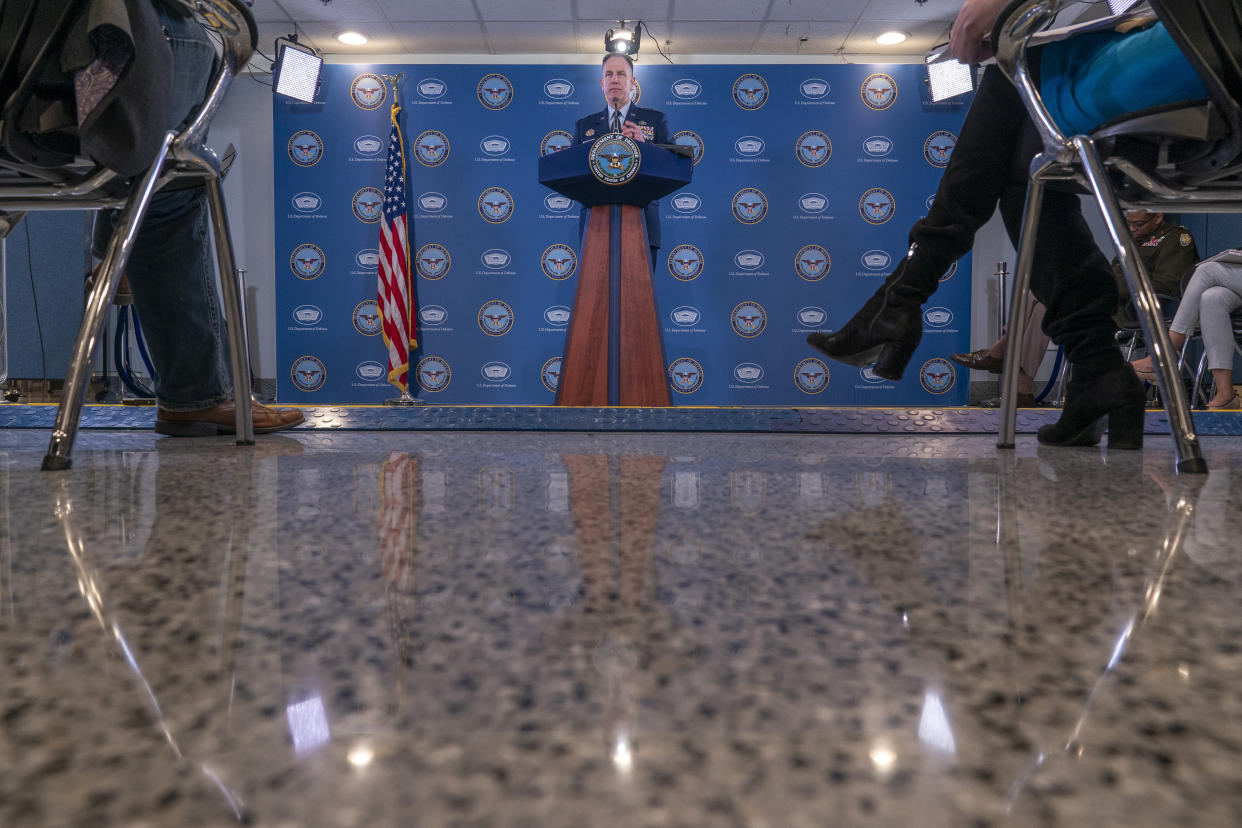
[605,20,641,56]
[336,31,368,46]
[273,35,323,103]
[876,31,909,46]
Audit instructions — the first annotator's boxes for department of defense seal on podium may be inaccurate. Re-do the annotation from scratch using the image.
[588,133,641,186]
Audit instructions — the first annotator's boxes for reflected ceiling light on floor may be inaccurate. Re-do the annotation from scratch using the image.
[869,745,896,771]
[286,696,331,753]
[273,35,323,103]
[918,692,957,755]
[612,734,633,771]
[605,20,641,56]
[348,744,374,768]
[336,31,368,46]
[875,31,908,46]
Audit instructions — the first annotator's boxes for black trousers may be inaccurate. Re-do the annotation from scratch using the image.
[911,66,1122,379]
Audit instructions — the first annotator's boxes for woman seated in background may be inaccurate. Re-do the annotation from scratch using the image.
[1131,257,1242,410]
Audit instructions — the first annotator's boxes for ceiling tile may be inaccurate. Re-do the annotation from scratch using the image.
[575,22,608,54]
[251,7,294,24]
[576,0,671,21]
[863,0,961,23]
[842,19,950,54]
[272,0,387,23]
[378,0,478,22]
[755,20,853,54]
[294,21,404,54]
[474,0,573,21]
[765,0,870,21]
[666,21,765,53]
[672,0,771,21]
[388,21,489,53]
[481,21,579,53]
[253,21,309,54]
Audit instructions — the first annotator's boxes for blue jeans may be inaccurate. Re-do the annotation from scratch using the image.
[92,8,232,411]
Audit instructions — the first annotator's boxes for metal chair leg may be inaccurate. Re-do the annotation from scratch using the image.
[998,174,1047,448]
[1193,351,1209,407]
[42,132,177,472]
[204,176,254,446]
[1073,136,1206,474]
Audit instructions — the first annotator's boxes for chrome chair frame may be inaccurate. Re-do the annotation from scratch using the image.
[1113,292,1205,405]
[0,0,257,470]
[992,0,1242,474]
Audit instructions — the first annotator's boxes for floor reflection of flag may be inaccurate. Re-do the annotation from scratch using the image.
[379,452,418,589]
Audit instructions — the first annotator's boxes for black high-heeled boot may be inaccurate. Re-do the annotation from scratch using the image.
[805,244,939,381]
[1037,364,1146,449]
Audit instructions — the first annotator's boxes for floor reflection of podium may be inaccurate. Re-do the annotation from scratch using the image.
[564,454,665,608]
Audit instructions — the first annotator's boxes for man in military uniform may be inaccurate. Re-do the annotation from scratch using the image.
[1113,209,1198,323]
[952,210,1198,405]
[574,54,670,269]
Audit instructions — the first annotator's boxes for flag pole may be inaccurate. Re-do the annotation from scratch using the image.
[380,72,423,407]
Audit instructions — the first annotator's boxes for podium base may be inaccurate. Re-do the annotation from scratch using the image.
[557,204,668,407]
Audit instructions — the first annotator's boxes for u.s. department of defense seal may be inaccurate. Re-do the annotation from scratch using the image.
[588,133,641,186]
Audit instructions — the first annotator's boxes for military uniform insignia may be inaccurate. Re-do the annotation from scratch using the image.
[1181,233,1193,247]
[1142,237,1161,247]
[639,124,654,140]
[585,128,595,137]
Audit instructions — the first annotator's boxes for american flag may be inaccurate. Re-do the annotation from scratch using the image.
[378,105,417,389]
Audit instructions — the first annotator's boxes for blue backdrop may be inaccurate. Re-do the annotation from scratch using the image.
[274,63,972,405]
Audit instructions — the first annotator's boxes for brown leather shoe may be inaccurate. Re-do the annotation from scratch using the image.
[155,400,305,437]
[950,348,1005,373]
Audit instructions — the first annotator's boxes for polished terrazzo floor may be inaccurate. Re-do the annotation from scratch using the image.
[2,428,1241,827]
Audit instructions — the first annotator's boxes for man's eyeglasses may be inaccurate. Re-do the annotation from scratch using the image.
[1127,215,1156,229]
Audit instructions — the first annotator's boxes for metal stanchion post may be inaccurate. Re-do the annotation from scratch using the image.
[0,237,7,391]
[237,266,256,398]
[995,260,1009,344]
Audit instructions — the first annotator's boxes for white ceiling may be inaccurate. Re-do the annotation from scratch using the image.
[252,0,961,59]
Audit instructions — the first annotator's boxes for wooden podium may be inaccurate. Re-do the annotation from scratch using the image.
[538,139,692,406]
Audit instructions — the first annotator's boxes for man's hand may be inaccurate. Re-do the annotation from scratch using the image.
[949,0,1009,63]
[620,120,645,142]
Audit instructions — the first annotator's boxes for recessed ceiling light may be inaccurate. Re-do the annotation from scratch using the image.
[875,31,908,46]
[337,31,368,46]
